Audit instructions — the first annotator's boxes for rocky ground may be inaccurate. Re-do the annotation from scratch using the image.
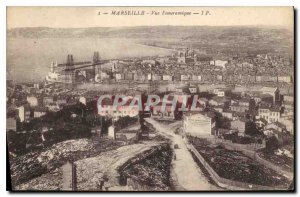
[11,138,123,189]
[74,141,162,191]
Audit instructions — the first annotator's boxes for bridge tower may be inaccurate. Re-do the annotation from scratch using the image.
[93,51,102,79]
[64,54,76,84]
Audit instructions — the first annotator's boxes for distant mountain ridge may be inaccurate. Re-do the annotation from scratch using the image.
[7,26,292,39]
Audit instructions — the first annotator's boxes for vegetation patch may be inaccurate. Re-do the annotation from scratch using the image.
[119,144,173,191]
[189,136,290,187]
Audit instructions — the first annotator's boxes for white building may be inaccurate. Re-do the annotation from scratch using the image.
[27,96,38,107]
[210,60,228,68]
[162,75,173,81]
[17,106,30,122]
[33,83,40,89]
[278,76,292,83]
[180,74,190,81]
[258,104,281,124]
[33,107,47,118]
[183,112,216,137]
[115,73,122,81]
[147,73,152,81]
[213,88,227,97]
[108,126,116,140]
[79,96,86,105]
[192,75,202,81]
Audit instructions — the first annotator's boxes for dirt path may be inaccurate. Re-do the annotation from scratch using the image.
[75,142,160,191]
[145,118,219,191]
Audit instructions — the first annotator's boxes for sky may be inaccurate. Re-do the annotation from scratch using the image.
[7,7,294,30]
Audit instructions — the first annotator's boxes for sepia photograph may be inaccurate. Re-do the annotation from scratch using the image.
[6,6,294,191]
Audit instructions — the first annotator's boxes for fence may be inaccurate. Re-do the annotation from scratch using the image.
[189,144,288,190]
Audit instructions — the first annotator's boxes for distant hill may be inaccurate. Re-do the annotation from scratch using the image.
[7,26,293,57]
[7,25,292,39]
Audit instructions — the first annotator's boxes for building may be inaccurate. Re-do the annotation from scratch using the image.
[209,96,230,108]
[162,75,173,81]
[216,128,238,136]
[33,83,40,89]
[142,59,156,65]
[250,91,274,105]
[230,104,249,113]
[210,60,228,68]
[151,102,175,120]
[115,73,123,81]
[98,98,139,119]
[47,103,61,112]
[283,94,294,111]
[265,122,286,133]
[213,106,223,113]
[79,96,87,105]
[197,98,208,108]
[230,119,247,136]
[7,118,17,131]
[255,118,268,129]
[17,105,31,122]
[43,96,54,107]
[33,107,47,118]
[180,74,190,81]
[26,96,38,107]
[222,110,234,120]
[176,85,198,94]
[230,98,255,113]
[187,85,198,94]
[108,126,116,140]
[91,126,102,137]
[283,94,294,103]
[260,87,280,104]
[213,88,230,97]
[177,49,195,64]
[263,128,292,147]
[278,75,292,83]
[56,98,67,106]
[192,75,202,82]
[279,119,294,135]
[116,131,137,142]
[258,104,281,123]
[183,112,216,136]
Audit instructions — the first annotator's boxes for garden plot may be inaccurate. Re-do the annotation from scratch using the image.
[189,137,290,188]
[120,144,173,191]
[257,148,294,172]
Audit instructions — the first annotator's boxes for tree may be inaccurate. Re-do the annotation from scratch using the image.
[215,112,231,129]
[265,136,278,154]
[245,121,262,136]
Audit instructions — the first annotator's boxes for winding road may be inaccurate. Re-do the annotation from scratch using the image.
[145,118,219,191]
